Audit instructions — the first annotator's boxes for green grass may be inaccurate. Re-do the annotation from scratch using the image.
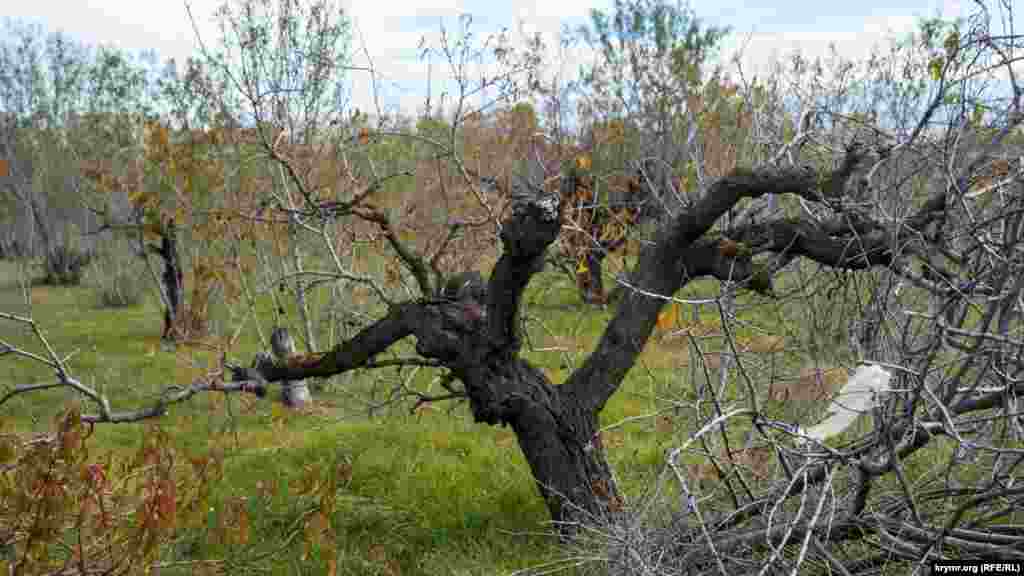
[0,259,594,573]
[150,415,555,574]
[0,246,874,571]
[3,251,996,574]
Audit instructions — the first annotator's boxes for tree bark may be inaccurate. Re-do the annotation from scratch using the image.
[497,361,624,529]
[152,219,184,342]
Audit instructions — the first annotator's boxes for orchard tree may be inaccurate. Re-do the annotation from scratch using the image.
[0,23,106,284]
[219,3,1024,553]
[545,0,734,304]
[226,3,1024,563]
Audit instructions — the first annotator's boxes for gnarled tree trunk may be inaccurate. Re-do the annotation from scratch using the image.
[231,152,875,532]
[151,219,184,342]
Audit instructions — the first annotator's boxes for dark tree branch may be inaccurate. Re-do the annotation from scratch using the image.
[360,208,435,296]
[228,301,418,383]
[736,217,895,270]
[485,195,562,354]
[565,151,866,413]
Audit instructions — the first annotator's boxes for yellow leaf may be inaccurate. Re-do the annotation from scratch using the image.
[575,154,592,171]
[128,189,148,206]
[576,259,589,275]
[929,57,944,81]
[271,402,285,421]
[656,311,672,331]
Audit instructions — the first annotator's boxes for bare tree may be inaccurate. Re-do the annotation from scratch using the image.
[227,4,1024,560]
[565,6,1024,572]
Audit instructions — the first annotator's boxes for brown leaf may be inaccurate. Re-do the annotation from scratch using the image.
[719,238,739,258]
[368,543,387,562]
[656,415,674,435]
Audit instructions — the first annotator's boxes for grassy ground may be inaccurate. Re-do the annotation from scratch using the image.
[0,254,858,574]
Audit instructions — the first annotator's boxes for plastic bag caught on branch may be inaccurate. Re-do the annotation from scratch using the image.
[798,364,893,443]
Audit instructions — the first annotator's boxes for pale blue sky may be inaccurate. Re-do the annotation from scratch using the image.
[4,0,1019,117]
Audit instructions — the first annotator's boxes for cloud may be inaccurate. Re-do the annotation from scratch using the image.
[8,0,1017,122]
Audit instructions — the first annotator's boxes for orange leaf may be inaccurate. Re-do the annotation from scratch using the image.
[287,352,326,370]
[358,127,371,145]
[657,303,679,331]
[229,500,250,545]
[156,479,177,529]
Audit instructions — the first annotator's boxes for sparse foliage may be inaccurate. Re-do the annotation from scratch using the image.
[0,409,224,574]
[3,1,1024,573]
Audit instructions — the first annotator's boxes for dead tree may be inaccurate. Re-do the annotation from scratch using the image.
[228,148,891,532]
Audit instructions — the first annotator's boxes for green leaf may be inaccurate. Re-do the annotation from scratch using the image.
[928,57,944,81]
[971,103,987,127]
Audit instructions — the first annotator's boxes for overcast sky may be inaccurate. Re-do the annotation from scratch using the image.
[3,0,1018,118]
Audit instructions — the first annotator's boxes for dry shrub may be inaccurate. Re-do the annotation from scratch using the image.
[0,409,222,574]
[37,245,94,286]
[91,255,146,308]
[165,304,209,342]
